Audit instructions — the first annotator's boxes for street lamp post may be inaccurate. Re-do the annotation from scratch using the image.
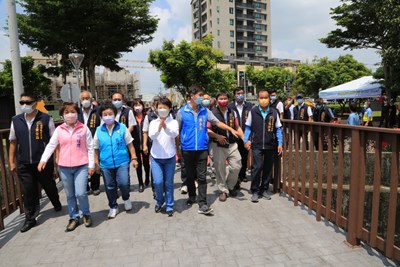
[68,53,84,95]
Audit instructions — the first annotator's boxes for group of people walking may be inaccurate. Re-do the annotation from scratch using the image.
[9,86,286,233]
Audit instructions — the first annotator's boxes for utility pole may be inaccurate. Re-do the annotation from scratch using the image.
[7,0,24,115]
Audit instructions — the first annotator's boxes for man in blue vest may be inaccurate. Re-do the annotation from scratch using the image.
[228,87,253,188]
[176,85,240,215]
[244,89,283,203]
[9,92,62,232]
[78,90,101,195]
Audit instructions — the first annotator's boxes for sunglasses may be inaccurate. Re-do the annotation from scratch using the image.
[19,100,35,105]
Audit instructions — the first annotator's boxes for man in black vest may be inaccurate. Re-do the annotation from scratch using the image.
[228,87,253,187]
[112,92,137,133]
[313,98,334,150]
[9,92,62,232]
[243,89,283,203]
[270,89,284,120]
[208,91,243,202]
[78,90,101,195]
[293,94,313,150]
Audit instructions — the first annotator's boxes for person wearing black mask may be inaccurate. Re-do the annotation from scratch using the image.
[228,87,253,187]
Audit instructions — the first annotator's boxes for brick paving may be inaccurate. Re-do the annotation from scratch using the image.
[0,168,396,267]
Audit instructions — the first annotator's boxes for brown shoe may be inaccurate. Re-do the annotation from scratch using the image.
[66,219,79,231]
[219,192,227,202]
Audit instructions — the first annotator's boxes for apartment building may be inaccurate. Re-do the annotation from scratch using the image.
[191,0,271,63]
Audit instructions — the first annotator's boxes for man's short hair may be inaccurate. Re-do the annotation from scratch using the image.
[20,92,37,101]
[188,85,204,96]
[216,91,230,100]
[233,87,244,95]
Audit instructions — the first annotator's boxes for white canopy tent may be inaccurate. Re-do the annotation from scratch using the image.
[319,76,382,100]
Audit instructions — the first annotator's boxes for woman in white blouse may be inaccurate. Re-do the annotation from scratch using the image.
[148,97,179,216]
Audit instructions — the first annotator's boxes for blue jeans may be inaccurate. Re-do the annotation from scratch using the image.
[58,164,90,219]
[151,156,176,212]
[101,163,130,209]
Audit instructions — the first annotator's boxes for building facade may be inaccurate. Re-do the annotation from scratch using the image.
[191,0,271,62]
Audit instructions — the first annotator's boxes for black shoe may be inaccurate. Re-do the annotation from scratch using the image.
[139,185,144,193]
[54,204,62,212]
[167,210,174,217]
[186,196,196,206]
[20,220,37,233]
[145,179,150,187]
[241,177,248,183]
[234,182,241,190]
[229,189,238,197]
[155,205,162,213]
[198,205,214,215]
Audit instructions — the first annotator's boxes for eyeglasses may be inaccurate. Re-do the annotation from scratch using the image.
[19,100,35,105]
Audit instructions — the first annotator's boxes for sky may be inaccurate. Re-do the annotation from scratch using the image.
[0,0,381,96]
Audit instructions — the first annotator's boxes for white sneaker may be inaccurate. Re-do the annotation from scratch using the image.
[124,200,132,211]
[195,180,198,188]
[180,185,188,194]
[108,208,119,219]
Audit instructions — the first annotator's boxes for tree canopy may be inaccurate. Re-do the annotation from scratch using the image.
[0,57,51,97]
[245,66,294,99]
[149,35,235,97]
[320,0,400,97]
[17,0,158,93]
[292,55,371,98]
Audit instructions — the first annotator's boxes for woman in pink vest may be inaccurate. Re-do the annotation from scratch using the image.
[38,102,94,232]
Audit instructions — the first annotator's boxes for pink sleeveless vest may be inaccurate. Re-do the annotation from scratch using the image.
[58,121,89,167]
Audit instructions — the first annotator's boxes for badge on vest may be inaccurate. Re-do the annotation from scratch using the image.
[90,114,97,128]
[321,112,326,122]
[300,109,305,120]
[35,121,43,140]
[77,134,81,148]
[121,115,126,125]
[268,116,275,132]
[199,117,203,131]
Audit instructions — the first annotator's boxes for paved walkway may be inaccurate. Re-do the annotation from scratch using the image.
[0,168,396,267]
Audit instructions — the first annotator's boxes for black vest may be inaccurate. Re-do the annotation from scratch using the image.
[250,106,279,150]
[211,107,237,148]
[12,111,52,164]
[283,106,292,120]
[132,115,145,149]
[313,106,333,123]
[146,110,158,145]
[118,106,131,127]
[293,104,310,121]
[228,101,253,130]
[78,105,100,137]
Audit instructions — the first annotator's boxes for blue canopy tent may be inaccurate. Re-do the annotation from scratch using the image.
[319,76,382,100]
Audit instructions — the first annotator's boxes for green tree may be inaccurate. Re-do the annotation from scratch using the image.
[292,55,371,98]
[245,66,295,98]
[17,0,158,93]
[148,35,224,97]
[320,0,400,97]
[207,69,237,96]
[0,57,51,97]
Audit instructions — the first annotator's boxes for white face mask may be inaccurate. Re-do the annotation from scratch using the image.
[81,100,91,108]
[157,109,170,118]
[21,104,34,114]
[63,113,78,124]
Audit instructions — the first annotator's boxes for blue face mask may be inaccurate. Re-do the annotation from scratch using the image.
[113,100,122,109]
[316,105,321,109]
[271,96,277,102]
[297,99,303,105]
[195,97,204,105]
[201,99,211,107]
[235,94,245,102]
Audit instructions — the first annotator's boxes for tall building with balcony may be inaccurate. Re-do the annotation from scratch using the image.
[191,0,271,64]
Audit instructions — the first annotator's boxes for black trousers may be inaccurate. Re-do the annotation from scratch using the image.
[179,155,187,186]
[250,149,276,194]
[134,146,150,186]
[237,139,249,180]
[17,162,61,221]
[182,150,208,207]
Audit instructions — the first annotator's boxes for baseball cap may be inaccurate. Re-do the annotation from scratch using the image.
[296,94,304,99]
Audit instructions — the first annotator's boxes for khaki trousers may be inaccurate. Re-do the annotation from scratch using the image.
[212,142,242,193]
